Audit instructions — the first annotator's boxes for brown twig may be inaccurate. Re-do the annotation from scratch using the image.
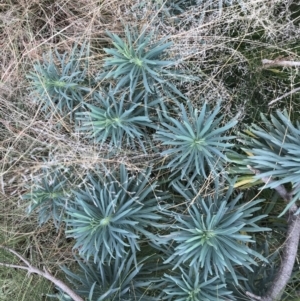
[261,58,300,106]
[262,59,300,67]
[246,291,262,300]
[268,87,300,106]
[0,246,84,301]
[246,166,300,301]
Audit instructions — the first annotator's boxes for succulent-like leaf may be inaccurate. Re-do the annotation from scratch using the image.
[155,102,237,180]
[76,91,154,151]
[161,264,233,301]
[27,42,91,119]
[103,26,171,94]
[161,180,270,284]
[99,26,193,99]
[238,109,300,216]
[65,165,164,266]
[61,253,155,301]
[22,168,72,229]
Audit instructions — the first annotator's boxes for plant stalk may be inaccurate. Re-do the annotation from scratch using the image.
[0,246,84,301]
[246,166,300,301]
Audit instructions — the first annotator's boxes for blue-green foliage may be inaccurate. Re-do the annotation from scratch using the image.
[76,90,155,151]
[239,109,300,215]
[27,43,91,118]
[161,180,270,284]
[25,24,281,301]
[60,253,155,301]
[155,102,237,180]
[100,26,187,98]
[65,165,164,267]
[23,168,72,229]
[161,264,233,301]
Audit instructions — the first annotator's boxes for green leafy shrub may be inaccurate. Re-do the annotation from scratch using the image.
[161,264,233,301]
[76,91,155,151]
[27,43,91,118]
[60,253,154,301]
[23,168,72,228]
[155,102,237,180]
[100,26,186,98]
[22,20,300,301]
[65,165,164,266]
[238,109,300,215]
[161,180,270,284]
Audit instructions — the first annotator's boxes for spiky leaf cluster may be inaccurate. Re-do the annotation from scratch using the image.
[76,91,154,151]
[239,109,300,215]
[27,43,91,118]
[161,180,269,284]
[155,102,237,180]
[61,253,154,301]
[161,264,233,301]
[23,23,287,301]
[65,165,163,266]
[23,168,72,228]
[100,26,186,98]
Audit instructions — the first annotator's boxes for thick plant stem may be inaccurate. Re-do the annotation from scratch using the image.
[262,59,300,67]
[262,58,300,106]
[0,246,84,301]
[246,166,300,301]
[268,87,300,106]
[263,213,300,301]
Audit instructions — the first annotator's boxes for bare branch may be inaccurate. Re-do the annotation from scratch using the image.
[268,87,300,106]
[247,166,300,301]
[0,246,84,301]
[262,58,300,105]
[262,59,300,67]
[263,214,300,301]
[0,262,30,271]
[246,291,262,300]
[1,246,32,267]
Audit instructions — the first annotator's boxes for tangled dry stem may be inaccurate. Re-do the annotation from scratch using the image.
[0,246,83,301]
[247,166,300,301]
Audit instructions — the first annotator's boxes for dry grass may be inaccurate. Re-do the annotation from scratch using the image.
[1,0,300,299]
